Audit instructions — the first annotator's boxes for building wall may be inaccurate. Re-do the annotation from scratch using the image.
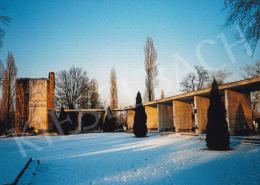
[126,109,135,129]
[173,100,193,132]
[126,106,158,130]
[158,103,173,131]
[28,80,48,132]
[225,90,253,135]
[194,96,209,134]
[145,105,158,130]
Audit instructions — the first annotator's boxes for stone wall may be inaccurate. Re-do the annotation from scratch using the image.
[15,79,29,133]
[47,72,55,111]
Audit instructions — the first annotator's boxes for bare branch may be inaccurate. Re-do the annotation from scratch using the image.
[55,66,89,109]
[180,66,210,92]
[224,0,260,53]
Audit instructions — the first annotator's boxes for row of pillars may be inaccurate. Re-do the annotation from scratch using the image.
[127,89,253,135]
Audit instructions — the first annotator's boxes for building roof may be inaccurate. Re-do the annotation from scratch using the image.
[125,76,260,109]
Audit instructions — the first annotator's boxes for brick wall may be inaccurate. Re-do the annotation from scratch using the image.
[15,79,29,133]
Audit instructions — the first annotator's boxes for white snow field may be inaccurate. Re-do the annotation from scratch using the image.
[0,133,260,185]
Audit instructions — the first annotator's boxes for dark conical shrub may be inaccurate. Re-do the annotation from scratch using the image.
[103,106,116,132]
[206,79,229,150]
[133,92,147,137]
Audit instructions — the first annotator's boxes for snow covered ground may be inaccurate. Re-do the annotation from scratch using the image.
[0,133,260,185]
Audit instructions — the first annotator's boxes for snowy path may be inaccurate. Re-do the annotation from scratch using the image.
[0,133,260,185]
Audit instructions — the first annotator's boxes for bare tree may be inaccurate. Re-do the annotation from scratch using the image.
[241,61,260,79]
[224,0,260,53]
[56,66,89,109]
[1,52,17,130]
[110,67,118,109]
[180,73,196,92]
[89,79,101,108]
[180,65,210,92]
[144,36,158,101]
[210,69,232,85]
[195,66,210,90]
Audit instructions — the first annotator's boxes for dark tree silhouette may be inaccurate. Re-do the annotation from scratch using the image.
[234,104,250,136]
[206,79,230,150]
[224,0,260,53]
[133,92,147,137]
[103,106,116,132]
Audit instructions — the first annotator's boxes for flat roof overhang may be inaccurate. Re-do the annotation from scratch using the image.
[138,76,260,107]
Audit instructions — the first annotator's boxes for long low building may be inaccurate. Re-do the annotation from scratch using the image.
[14,73,260,135]
[126,76,260,134]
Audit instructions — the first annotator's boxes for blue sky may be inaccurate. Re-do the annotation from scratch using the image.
[0,0,259,106]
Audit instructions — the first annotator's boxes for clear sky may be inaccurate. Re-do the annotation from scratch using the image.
[0,0,259,106]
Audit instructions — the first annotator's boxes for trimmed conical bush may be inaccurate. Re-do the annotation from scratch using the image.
[133,92,147,137]
[206,79,230,150]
